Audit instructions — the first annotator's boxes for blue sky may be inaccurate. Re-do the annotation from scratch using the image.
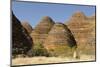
[12,1,96,28]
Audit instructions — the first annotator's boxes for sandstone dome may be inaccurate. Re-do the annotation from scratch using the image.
[43,22,77,56]
[12,12,33,56]
[65,12,96,55]
[33,16,55,34]
[21,22,33,34]
[71,11,86,19]
[30,16,55,44]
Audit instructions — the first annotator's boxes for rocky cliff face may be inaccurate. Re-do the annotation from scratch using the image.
[43,23,77,56]
[12,13,33,56]
[22,22,33,34]
[65,11,95,54]
[30,16,55,44]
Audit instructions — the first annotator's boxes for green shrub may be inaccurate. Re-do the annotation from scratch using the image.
[27,42,50,57]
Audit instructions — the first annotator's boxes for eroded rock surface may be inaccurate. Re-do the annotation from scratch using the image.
[12,13,33,56]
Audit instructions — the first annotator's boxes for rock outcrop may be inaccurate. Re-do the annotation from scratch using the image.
[65,11,95,54]
[12,12,33,56]
[22,22,33,34]
[30,16,55,44]
[43,23,77,57]
[12,11,95,58]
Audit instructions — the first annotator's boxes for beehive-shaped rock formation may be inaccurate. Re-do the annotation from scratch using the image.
[43,23,77,56]
[22,22,33,34]
[65,11,96,54]
[31,16,55,44]
[12,12,33,56]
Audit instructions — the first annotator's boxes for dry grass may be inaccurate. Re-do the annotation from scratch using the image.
[12,44,96,66]
[12,54,95,66]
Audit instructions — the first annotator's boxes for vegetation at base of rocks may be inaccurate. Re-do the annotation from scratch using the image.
[27,42,50,57]
[48,45,77,57]
[13,43,78,58]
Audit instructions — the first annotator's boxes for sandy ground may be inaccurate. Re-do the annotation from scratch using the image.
[12,54,95,66]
